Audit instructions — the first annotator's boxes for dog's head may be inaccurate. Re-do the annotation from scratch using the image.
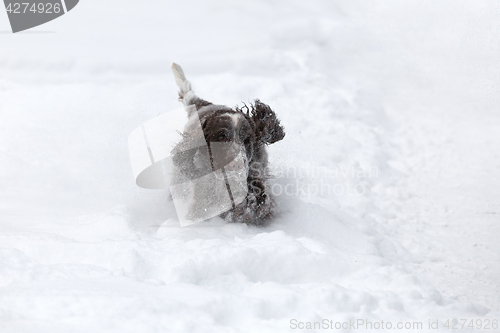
[199,100,285,169]
[172,100,284,181]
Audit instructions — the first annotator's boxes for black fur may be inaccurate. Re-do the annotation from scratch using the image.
[171,67,285,225]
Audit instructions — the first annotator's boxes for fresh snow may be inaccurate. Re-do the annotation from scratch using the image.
[0,1,499,332]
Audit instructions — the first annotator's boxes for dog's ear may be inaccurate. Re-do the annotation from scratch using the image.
[251,100,285,145]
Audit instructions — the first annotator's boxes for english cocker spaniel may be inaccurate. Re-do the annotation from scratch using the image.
[170,63,285,225]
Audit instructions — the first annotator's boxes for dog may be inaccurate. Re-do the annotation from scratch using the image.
[170,63,285,225]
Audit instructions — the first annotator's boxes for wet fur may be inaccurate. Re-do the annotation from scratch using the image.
[171,63,285,225]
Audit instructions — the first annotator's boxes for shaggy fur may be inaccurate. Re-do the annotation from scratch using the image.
[171,63,285,225]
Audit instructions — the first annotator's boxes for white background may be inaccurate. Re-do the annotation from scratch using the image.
[0,1,499,332]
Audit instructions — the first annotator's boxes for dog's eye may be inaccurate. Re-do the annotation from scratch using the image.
[217,132,230,142]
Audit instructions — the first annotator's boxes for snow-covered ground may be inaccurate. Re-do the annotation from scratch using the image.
[0,1,499,332]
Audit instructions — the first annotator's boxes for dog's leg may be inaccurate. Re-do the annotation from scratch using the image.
[222,185,274,225]
[171,63,213,115]
[220,161,274,225]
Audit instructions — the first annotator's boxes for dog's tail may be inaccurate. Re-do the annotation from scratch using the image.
[172,63,214,115]
[172,63,196,107]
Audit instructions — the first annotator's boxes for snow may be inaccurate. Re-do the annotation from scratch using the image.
[1,0,499,332]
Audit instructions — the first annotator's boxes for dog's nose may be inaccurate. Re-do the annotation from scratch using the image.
[226,158,244,172]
